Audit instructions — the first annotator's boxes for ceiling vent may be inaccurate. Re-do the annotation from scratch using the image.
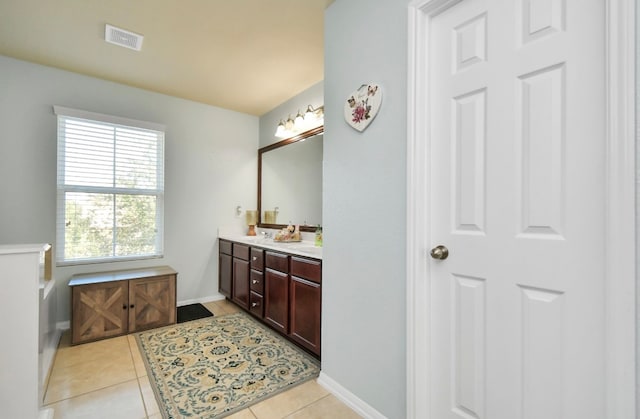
[105,24,144,51]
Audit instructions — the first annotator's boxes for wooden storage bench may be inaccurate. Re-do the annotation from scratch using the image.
[69,266,177,345]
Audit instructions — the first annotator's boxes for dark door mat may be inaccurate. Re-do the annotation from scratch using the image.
[177,303,214,323]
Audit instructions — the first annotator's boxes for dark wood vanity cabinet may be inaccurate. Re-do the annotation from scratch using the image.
[264,250,322,355]
[289,257,322,354]
[232,243,250,309]
[218,239,322,356]
[218,240,233,298]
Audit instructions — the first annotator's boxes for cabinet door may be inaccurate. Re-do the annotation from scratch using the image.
[232,258,250,309]
[72,281,128,344]
[129,275,176,333]
[219,252,232,298]
[264,268,289,334]
[290,276,321,355]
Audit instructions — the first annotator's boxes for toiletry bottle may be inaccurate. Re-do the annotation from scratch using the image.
[315,225,323,247]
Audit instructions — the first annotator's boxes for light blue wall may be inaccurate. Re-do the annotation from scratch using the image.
[0,55,259,323]
[323,1,410,418]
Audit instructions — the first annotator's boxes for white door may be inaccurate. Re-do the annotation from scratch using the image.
[425,0,606,417]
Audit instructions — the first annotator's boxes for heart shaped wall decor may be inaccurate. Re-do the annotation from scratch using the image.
[344,83,382,132]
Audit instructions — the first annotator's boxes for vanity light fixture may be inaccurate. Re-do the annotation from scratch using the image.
[274,105,324,138]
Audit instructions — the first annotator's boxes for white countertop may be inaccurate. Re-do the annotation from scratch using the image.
[218,234,322,260]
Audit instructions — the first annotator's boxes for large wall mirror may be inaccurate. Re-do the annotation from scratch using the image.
[258,126,323,232]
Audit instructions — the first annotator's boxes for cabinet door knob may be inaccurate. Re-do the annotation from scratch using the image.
[130,304,135,309]
[122,304,127,310]
[252,256,257,261]
[252,279,259,284]
[251,302,259,307]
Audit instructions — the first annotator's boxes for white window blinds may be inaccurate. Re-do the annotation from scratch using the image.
[54,106,165,264]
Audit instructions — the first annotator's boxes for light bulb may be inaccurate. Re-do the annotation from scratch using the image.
[304,105,316,120]
[275,120,286,137]
[285,117,294,130]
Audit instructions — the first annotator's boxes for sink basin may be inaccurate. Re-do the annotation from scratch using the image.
[239,236,270,244]
[286,244,322,255]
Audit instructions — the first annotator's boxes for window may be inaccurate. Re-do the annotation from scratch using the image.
[55,106,165,265]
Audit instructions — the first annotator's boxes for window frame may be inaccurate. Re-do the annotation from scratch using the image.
[54,106,166,266]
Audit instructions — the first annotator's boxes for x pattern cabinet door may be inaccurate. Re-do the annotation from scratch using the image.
[72,281,128,344]
[128,275,176,333]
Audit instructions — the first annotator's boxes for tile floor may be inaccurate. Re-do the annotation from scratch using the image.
[43,299,361,419]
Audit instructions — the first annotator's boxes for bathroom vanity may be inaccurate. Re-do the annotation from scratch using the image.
[218,236,321,357]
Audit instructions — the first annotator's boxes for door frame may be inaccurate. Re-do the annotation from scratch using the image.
[405,0,637,418]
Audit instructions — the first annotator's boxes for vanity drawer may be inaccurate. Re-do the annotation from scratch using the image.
[265,251,289,273]
[250,248,264,271]
[250,270,264,294]
[291,256,321,284]
[249,291,264,318]
[233,243,250,261]
[219,239,232,256]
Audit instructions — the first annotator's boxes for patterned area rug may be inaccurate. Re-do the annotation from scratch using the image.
[135,312,320,418]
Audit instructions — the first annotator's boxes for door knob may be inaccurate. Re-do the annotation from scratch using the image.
[430,245,449,260]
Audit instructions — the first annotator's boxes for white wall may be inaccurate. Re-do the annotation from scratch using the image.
[322,1,409,418]
[0,55,258,323]
[636,2,640,410]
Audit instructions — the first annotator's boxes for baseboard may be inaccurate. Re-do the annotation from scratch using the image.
[317,372,387,419]
[177,294,225,306]
[38,407,54,419]
[39,327,63,406]
[41,327,63,385]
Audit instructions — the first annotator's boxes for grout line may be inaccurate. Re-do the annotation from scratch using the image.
[281,393,333,418]
[136,377,150,419]
[127,337,151,419]
[43,378,141,406]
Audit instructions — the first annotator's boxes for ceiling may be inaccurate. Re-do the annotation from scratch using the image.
[0,0,333,116]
